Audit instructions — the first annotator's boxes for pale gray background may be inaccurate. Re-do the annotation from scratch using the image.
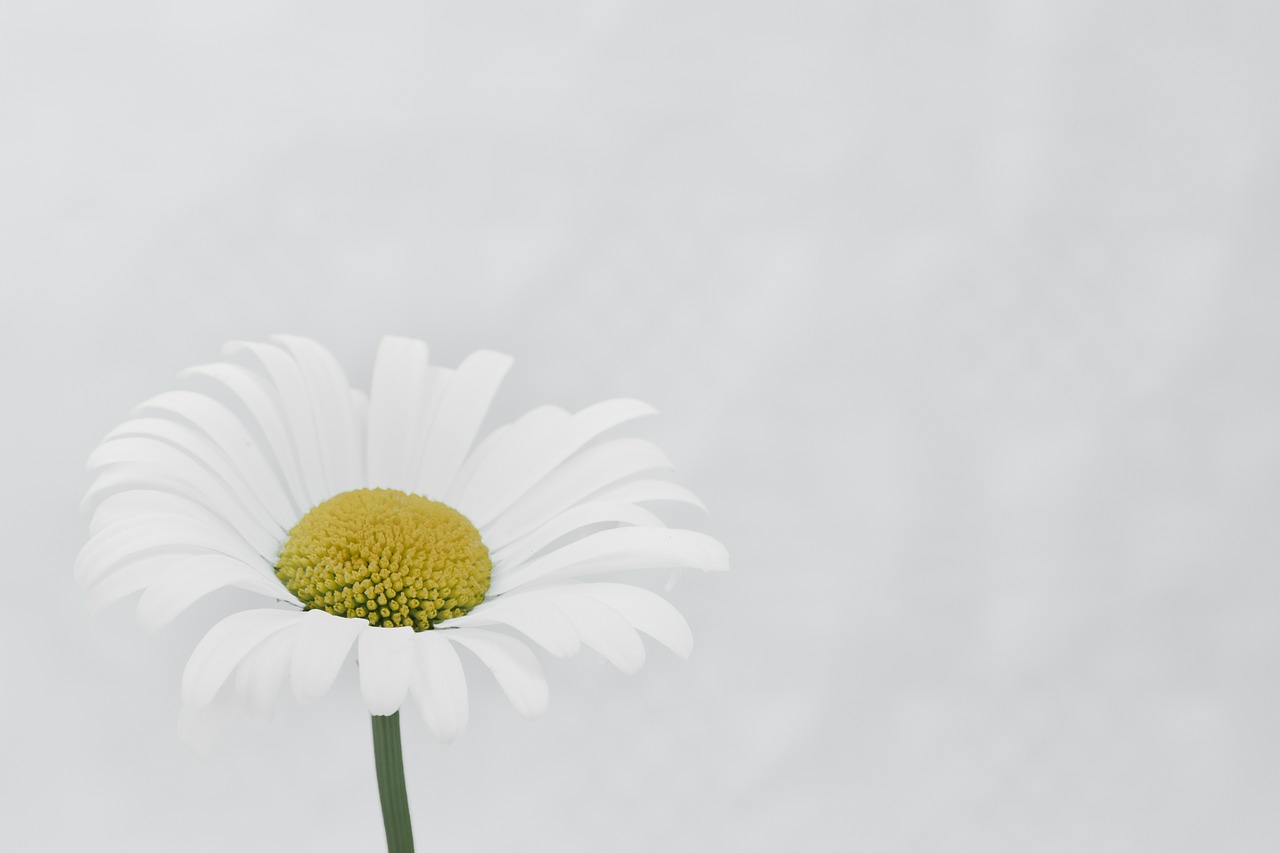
[2,1,1277,851]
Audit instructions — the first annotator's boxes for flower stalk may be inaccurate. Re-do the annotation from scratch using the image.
[372,712,415,853]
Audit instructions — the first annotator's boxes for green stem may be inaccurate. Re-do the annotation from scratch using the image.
[372,712,415,853]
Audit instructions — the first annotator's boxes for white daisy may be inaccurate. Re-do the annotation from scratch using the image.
[77,335,727,754]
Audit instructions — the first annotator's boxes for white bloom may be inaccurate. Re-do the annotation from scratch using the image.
[78,335,726,752]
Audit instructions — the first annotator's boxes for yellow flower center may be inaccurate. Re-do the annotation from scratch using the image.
[275,488,491,631]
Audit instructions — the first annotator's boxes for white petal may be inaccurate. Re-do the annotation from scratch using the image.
[457,583,691,662]
[400,366,451,487]
[76,514,273,590]
[449,405,570,514]
[81,553,173,612]
[407,633,468,742]
[358,625,416,715]
[181,361,312,512]
[590,479,709,511]
[83,470,279,567]
[415,350,512,499]
[441,595,582,658]
[135,554,292,633]
[89,489,240,538]
[182,609,303,706]
[225,340,330,507]
[571,584,693,659]
[289,610,365,703]
[489,527,728,596]
[234,626,299,721]
[481,438,673,548]
[445,629,548,719]
[86,441,282,555]
[271,334,362,493]
[490,500,663,572]
[443,422,511,505]
[89,432,286,540]
[467,399,656,527]
[133,391,300,526]
[366,336,431,491]
[555,594,645,674]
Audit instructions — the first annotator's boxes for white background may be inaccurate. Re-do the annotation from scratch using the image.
[2,2,1278,850]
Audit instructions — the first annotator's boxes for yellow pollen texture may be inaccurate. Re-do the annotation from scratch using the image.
[275,488,491,631]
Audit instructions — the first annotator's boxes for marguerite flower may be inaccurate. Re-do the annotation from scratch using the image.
[77,335,725,851]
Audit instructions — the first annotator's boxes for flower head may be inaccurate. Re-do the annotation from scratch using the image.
[78,336,726,752]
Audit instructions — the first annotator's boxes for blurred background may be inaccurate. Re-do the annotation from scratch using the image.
[2,1,1278,850]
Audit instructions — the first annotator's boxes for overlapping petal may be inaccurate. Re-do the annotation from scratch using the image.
[488,527,728,595]
[443,582,693,665]
[407,633,468,742]
[131,391,300,526]
[366,336,434,491]
[270,334,363,494]
[136,554,289,632]
[445,629,549,719]
[290,609,365,703]
[359,625,417,716]
[180,361,313,512]
[412,349,512,499]
[489,500,663,571]
[479,438,675,548]
[456,398,656,526]
[182,609,305,707]
[225,340,333,507]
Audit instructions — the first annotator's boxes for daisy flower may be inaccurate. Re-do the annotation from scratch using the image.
[77,335,726,852]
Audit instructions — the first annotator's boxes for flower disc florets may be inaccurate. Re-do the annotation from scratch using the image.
[275,488,491,630]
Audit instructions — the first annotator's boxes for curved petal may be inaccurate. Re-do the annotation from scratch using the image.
[89,489,245,538]
[440,595,582,659]
[414,350,512,499]
[290,610,365,703]
[135,554,293,633]
[234,625,299,721]
[568,584,693,660]
[407,632,469,742]
[85,466,282,558]
[81,553,174,613]
[84,456,281,558]
[466,399,656,527]
[590,479,709,511]
[400,366,452,486]
[446,629,548,719]
[450,405,570,516]
[225,340,330,507]
[181,361,311,512]
[453,582,692,662]
[133,391,300,526]
[89,431,286,539]
[358,625,416,715]
[76,514,273,590]
[182,609,304,706]
[443,422,511,504]
[481,438,673,548]
[271,334,362,493]
[490,500,663,572]
[366,336,431,491]
[489,528,728,596]
[546,594,645,674]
